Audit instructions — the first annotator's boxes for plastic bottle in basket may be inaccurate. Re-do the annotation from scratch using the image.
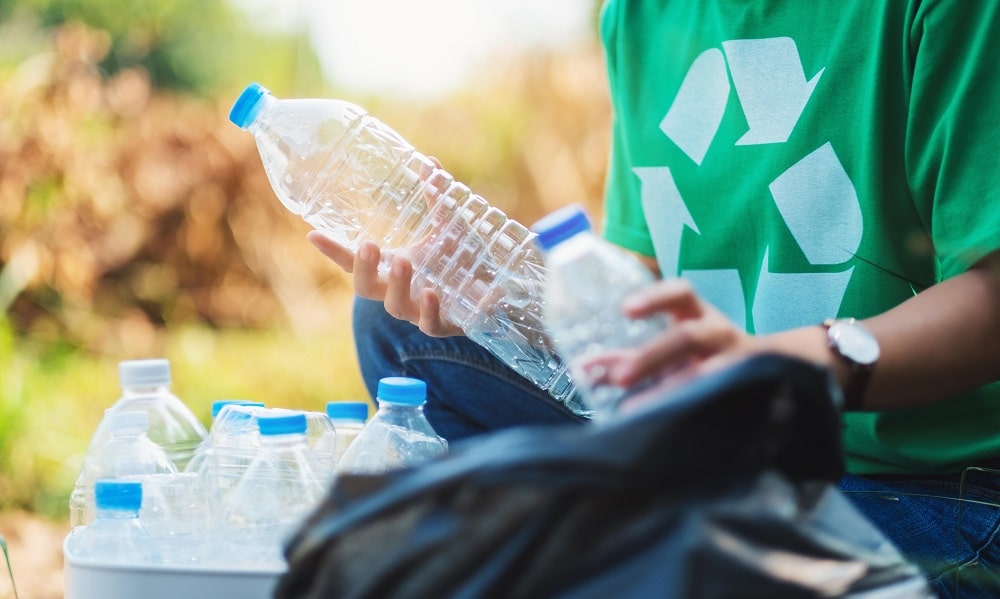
[184,400,265,479]
[85,359,207,473]
[65,480,160,565]
[336,378,447,475]
[326,401,369,462]
[186,402,266,515]
[305,410,338,479]
[229,83,584,415]
[219,412,327,568]
[69,410,178,528]
[532,204,668,414]
[139,471,205,566]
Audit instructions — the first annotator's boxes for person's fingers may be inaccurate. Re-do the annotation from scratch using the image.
[352,240,388,300]
[383,256,418,322]
[307,231,355,273]
[416,289,462,337]
[607,313,743,387]
[622,278,704,320]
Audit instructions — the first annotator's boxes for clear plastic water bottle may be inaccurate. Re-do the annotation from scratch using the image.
[187,402,266,516]
[211,399,266,421]
[305,411,338,479]
[69,410,178,528]
[65,480,161,565]
[85,359,207,472]
[138,472,205,565]
[219,412,327,568]
[185,400,265,477]
[325,401,369,462]
[229,83,584,415]
[336,378,447,475]
[532,204,669,414]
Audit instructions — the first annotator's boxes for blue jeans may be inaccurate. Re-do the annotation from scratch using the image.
[841,471,1000,598]
[353,297,1000,597]
[353,297,585,441]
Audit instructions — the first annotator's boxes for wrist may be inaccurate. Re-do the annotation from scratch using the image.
[754,323,876,411]
[822,318,880,411]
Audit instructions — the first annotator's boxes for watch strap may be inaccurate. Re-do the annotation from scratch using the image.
[823,318,875,411]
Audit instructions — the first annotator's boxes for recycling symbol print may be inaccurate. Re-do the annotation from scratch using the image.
[634,37,862,334]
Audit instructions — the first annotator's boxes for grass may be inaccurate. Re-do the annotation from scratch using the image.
[0,305,368,519]
[0,533,18,599]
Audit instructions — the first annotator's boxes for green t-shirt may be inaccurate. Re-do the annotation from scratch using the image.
[599,0,1000,475]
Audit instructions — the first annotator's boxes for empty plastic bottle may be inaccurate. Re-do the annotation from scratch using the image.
[69,410,178,528]
[336,378,447,475]
[305,411,338,478]
[325,401,369,462]
[185,400,265,477]
[187,402,266,516]
[211,399,266,421]
[532,204,669,414]
[219,412,327,568]
[229,83,585,415]
[85,359,207,472]
[65,480,161,565]
[139,471,205,565]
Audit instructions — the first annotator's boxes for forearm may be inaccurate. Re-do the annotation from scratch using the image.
[759,252,1000,411]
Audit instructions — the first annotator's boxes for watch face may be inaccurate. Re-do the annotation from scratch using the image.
[831,322,880,365]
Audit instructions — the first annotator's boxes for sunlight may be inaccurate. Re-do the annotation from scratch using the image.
[230,0,594,98]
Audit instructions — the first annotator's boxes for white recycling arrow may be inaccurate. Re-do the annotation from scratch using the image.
[768,142,862,265]
[752,249,853,334]
[659,48,731,166]
[722,37,824,146]
[633,166,700,278]
[683,269,747,331]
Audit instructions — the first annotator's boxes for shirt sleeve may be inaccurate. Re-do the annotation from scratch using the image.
[599,0,657,257]
[906,0,1000,279]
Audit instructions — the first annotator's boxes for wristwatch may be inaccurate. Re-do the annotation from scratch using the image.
[822,318,880,411]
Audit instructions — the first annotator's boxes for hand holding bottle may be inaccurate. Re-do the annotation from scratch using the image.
[231,83,578,404]
[578,278,754,412]
[308,234,462,337]
[307,154,467,337]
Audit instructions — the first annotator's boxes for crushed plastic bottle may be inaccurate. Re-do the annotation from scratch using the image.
[229,83,584,415]
[184,400,265,478]
[187,402,267,517]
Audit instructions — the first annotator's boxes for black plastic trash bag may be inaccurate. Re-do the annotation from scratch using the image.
[276,355,933,599]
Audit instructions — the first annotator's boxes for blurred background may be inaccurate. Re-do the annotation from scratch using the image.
[0,0,609,594]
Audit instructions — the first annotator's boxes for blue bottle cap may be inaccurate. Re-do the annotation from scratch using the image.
[531,204,592,251]
[211,399,266,419]
[326,401,370,422]
[95,480,143,512]
[229,82,269,130]
[257,412,307,436]
[376,377,427,406]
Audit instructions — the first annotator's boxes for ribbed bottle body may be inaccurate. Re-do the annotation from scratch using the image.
[245,91,581,407]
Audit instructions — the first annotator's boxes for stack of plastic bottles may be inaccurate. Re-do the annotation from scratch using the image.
[64,359,447,573]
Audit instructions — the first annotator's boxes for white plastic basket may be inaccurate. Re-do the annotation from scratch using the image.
[63,537,284,599]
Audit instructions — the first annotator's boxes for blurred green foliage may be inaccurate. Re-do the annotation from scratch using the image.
[0,1,610,521]
[0,0,323,94]
[0,310,367,518]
